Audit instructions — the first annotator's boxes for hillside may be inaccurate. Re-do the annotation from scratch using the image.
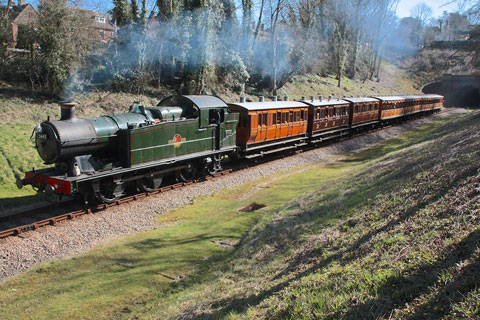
[0,110,478,319]
[0,63,420,209]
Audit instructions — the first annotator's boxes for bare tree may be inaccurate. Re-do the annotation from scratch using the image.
[410,2,433,29]
[268,0,286,95]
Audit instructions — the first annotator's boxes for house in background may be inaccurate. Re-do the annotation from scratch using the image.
[74,8,116,44]
[1,1,115,50]
[1,0,38,49]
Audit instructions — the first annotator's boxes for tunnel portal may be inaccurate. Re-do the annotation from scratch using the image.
[422,74,480,107]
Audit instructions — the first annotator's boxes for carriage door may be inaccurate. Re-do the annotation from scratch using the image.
[209,109,224,150]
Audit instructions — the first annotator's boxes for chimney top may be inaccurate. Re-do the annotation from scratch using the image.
[59,101,77,121]
[18,0,26,6]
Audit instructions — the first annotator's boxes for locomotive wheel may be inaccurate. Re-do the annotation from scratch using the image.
[138,174,163,192]
[207,155,222,175]
[95,179,124,204]
[176,162,198,182]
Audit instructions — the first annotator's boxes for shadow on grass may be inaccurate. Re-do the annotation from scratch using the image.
[336,229,480,320]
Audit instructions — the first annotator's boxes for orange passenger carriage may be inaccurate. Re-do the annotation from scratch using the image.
[373,96,407,122]
[228,98,309,153]
[424,94,444,112]
[343,97,380,128]
[403,95,428,114]
[301,96,350,139]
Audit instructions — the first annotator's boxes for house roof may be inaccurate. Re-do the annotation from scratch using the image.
[72,7,115,31]
[0,4,33,22]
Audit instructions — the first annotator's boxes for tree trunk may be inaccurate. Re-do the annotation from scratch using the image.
[252,0,265,49]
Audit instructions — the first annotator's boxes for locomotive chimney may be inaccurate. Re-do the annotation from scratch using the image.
[284,96,289,101]
[59,101,77,121]
[259,96,264,102]
[240,96,246,103]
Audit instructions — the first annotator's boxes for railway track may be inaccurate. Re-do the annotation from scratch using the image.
[0,109,446,241]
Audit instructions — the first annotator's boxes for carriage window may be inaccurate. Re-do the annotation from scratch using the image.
[296,111,300,122]
[282,112,287,123]
[289,112,293,122]
[300,110,304,121]
[336,108,341,116]
[363,105,367,112]
[262,113,268,125]
[355,105,359,113]
[258,114,262,126]
[277,112,281,124]
[273,113,277,124]
[328,108,334,117]
[368,104,372,112]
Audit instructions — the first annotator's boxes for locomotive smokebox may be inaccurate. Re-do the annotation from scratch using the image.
[59,101,77,121]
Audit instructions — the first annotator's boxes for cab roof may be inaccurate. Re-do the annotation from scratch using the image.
[158,95,228,109]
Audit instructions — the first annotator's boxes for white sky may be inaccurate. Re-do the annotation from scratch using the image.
[396,0,459,18]
[21,0,461,19]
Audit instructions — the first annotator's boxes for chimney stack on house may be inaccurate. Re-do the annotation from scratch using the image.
[18,0,26,6]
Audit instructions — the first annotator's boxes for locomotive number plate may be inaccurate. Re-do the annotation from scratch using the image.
[37,134,47,139]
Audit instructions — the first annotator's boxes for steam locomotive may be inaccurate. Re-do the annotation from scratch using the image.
[17,94,443,204]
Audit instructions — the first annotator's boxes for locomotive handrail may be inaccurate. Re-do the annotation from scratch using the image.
[59,134,118,145]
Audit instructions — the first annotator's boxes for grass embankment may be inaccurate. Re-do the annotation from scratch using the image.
[0,111,478,319]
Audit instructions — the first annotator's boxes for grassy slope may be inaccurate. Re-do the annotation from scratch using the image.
[0,111,478,319]
[0,63,419,208]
